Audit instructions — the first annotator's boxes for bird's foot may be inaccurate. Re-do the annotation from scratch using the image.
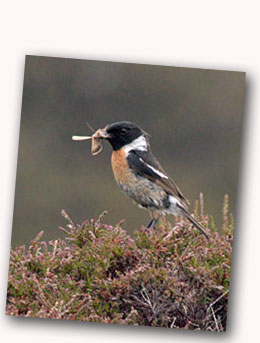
[147,219,156,229]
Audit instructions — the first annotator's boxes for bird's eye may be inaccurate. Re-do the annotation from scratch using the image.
[120,128,127,135]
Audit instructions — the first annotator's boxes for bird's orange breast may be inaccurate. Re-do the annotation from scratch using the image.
[111,148,133,185]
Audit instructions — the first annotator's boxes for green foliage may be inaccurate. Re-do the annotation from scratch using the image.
[6,195,233,331]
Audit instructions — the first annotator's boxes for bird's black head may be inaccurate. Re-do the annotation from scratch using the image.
[105,121,145,151]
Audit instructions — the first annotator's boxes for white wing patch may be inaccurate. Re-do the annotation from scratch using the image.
[168,195,182,216]
[169,195,179,206]
[124,135,168,180]
[124,135,148,154]
[139,157,168,179]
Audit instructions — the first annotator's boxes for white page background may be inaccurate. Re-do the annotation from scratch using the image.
[1,1,259,342]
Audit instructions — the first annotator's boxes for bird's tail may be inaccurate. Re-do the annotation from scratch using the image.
[179,205,210,240]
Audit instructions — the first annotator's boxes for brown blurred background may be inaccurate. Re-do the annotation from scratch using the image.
[11,56,245,247]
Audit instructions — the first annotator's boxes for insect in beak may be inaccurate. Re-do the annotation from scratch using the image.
[72,127,110,155]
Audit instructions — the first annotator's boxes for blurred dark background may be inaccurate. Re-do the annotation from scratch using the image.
[11,56,245,247]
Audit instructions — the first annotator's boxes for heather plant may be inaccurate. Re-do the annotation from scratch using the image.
[6,194,233,331]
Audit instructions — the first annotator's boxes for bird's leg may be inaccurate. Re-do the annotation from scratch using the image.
[147,210,160,229]
[147,218,156,228]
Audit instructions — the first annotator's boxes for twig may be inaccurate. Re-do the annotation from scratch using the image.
[141,286,155,314]
[211,307,220,332]
[61,209,76,230]
[170,316,176,328]
[207,290,229,314]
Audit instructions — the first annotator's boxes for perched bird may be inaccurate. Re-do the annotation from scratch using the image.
[75,121,209,239]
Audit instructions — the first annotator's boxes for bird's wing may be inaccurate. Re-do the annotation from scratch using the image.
[127,150,189,206]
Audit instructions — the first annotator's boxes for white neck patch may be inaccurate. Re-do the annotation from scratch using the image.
[124,135,148,155]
